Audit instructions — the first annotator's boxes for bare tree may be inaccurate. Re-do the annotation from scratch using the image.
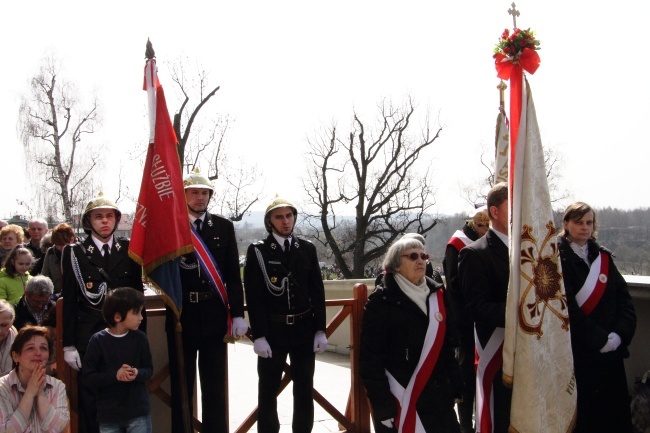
[18,57,102,223]
[459,142,570,208]
[167,58,261,221]
[302,99,442,279]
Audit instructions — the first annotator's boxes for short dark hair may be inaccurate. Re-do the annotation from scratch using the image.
[102,287,145,326]
[11,325,53,363]
[487,182,508,220]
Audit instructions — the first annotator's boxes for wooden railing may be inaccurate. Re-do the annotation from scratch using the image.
[56,283,372,433]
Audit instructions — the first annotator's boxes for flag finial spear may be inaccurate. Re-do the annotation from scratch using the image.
[497,80,508,111]
[145,38,156,61]
[508,2,520,28]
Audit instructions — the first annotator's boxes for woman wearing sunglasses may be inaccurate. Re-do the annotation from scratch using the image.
[360,238,461,433]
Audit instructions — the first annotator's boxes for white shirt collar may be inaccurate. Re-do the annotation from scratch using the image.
[188,214,206,225]
[272,233,292,249]
[91,235,113,253]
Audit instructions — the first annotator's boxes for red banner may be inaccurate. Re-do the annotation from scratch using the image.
[129,60,193,316]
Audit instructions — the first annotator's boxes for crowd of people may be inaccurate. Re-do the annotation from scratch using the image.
[0,177,638,433]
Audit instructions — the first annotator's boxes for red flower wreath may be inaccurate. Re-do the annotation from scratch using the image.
[493,28,541,79]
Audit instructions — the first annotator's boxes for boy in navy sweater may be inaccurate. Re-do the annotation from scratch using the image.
[83,287,153,433]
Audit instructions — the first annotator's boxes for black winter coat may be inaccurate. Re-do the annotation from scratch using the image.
[360,273,461,433]
[558,236,636,433]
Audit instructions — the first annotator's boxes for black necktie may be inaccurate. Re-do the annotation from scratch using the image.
[195,219,202,234]
[102,244,110,269]
[284,239,290,257]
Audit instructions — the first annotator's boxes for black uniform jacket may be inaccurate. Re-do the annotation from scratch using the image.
[243,234,326,345]
[558,237,636,360]
[458,229,509,349]
[360,273,461,430]
[165,212,244,338]
[443,223,479,331]
[62,236,144,351]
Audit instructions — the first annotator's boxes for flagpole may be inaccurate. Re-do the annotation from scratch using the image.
[144,40,194,433]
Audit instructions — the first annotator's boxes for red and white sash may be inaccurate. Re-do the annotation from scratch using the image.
[575,251,610,315]
[385,290,447,433]
[475,327,504,433]
[448,230,473,252]
[190,224,232,335]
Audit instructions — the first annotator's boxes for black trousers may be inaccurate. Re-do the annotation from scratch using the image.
[167,330,228,433]
[257,341,315,433]
[492,368,512,433]
[78,356,99,433]
[457,327,476,432]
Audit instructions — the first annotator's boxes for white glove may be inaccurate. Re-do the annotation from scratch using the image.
[381,418,395,428]
[313,331,328,354]
[63,346,82,371]
[232,317,249,338]
[608,332,621,351]
[254,337,272,358]
[600,332,622,353]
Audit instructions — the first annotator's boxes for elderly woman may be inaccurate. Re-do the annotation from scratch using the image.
[0,226,24,267]
[0,326,69,432]
[558,202,636,433]
[41,224,76,297]
[360,238,461,433]
[0,301,17,376]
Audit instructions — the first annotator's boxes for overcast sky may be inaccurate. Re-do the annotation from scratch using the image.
[2,0,649,220]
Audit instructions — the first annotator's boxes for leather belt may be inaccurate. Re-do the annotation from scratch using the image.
[268,309,312,325]
[185,291,217,303]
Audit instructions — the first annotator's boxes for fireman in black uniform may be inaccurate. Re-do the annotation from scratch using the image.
[244,195,327,433]
[165,169,248,433]
[61,192,145,433]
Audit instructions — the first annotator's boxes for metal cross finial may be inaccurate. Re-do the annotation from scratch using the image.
[508,2,520,28]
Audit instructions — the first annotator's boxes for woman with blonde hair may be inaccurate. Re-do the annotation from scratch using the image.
[0,226,24,266]
[0,300,17,376]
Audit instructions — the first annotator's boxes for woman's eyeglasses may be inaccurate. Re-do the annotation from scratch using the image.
[401,253,430,261]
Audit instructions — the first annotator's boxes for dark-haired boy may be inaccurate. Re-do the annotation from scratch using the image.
[82,287,153,433]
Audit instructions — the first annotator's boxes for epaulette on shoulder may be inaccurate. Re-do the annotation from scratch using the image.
[296,236,313,245]
[116,236,130,243]
[253,240,265,246]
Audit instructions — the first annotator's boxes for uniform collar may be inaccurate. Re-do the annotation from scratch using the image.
[272,232,292,246]
[91,234,113,252]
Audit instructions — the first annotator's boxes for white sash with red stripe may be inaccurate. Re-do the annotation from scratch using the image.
[475,327,504,433]
[448,230,473,252]
[575,251,610,315]
[385,290,447,433]
[190,224,232,334]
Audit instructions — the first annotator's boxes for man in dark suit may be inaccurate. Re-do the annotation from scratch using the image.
[244,195,327,433]
[61,193,145,433]
[458,182,511,433]
[166,169,248,433]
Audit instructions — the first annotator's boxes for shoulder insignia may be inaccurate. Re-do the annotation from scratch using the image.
[253,240,265,246]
